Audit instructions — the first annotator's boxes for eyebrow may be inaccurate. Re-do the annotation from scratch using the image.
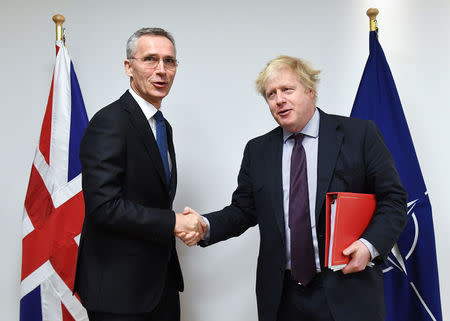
[142,53,176,58]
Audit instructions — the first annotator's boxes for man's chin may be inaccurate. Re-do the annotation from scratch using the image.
[149,90,169,100]
[278,120,296,133]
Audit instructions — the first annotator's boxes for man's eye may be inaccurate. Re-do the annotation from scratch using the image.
[144,56,156,62]
[164,58,176,64]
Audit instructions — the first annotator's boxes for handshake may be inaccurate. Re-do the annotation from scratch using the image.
[174,207,206,246]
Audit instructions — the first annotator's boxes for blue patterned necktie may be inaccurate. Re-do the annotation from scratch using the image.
[154,110,170,186]
[289,133,316,285]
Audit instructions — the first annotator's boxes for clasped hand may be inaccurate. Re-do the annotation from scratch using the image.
[174,207,206,246]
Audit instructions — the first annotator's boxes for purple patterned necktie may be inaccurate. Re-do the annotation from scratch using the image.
[289,134,316,285]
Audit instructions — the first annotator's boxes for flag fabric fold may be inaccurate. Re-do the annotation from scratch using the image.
[351,30,442,321]
[20,40,89,321]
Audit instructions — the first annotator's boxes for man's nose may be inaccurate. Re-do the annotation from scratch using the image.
[155,59,166,73]
[275,91,285,105]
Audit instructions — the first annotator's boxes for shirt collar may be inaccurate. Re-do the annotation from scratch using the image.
[128,87,159,120]
[282,108,320,143]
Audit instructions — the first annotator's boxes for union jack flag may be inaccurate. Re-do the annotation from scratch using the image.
[20,40,89,321]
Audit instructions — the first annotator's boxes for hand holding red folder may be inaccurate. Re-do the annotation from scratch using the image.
[325,192,376,271]
[341,240,371,274]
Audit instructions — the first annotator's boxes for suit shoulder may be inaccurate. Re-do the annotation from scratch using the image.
[89,98,126,124]
[81,96,130,146]
[325,112,377,132]
[246,127,281,146]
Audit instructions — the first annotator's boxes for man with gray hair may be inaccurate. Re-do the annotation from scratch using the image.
[74,27,205,321]
[181,55,407,321]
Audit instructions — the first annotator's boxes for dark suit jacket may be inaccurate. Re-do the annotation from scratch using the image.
[201,109,407,321]
[73,91,183,314]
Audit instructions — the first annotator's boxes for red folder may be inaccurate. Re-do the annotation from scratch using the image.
[325,192,376,271]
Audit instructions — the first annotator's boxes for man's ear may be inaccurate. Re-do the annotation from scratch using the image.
[124,59,133,78]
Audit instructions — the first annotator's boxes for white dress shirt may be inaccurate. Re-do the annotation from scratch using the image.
[282,108,321,271]
[128,88,172,172]
[282,109,378,272]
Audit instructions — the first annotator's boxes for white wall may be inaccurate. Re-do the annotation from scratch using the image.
[1,0,449,320]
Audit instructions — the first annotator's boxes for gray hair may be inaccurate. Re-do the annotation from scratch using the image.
[126,27,176,59]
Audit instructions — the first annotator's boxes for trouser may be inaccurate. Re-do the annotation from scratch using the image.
[277,270,334,321]
[88,270,180,321]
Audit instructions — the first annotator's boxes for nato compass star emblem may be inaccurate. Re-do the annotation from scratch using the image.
[383,198,419,274]
[382,194,439,321]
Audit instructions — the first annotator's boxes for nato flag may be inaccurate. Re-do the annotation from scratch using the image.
[351,30,442,321]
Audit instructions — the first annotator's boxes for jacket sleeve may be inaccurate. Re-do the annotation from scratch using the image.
[201,142,258,246]
[360,120,408,260]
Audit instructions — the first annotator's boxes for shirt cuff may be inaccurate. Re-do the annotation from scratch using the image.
[359,238,379,260]
[201,216,210,241]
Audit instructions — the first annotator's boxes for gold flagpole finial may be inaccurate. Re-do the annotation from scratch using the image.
[366,8,379,32]
[52,14,66,42]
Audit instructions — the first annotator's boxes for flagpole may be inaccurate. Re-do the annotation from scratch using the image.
[366,8,379,32]
[52,14,65,42]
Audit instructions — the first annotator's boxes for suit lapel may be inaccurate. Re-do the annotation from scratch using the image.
[120,91,169,191]
[315,109,343,221]
[266,128,286,242]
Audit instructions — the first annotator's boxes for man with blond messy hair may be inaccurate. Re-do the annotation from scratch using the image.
[182,55,407,321]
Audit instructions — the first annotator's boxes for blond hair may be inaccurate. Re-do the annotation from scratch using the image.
[255,55,321,102]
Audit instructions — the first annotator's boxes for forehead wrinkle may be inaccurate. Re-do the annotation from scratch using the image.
[137,45,175,57]
[136,36,176,57]
[265,77,295,95]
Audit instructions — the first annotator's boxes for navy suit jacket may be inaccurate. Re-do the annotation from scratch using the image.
[73,90,183,313]
[201,109,407,321]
